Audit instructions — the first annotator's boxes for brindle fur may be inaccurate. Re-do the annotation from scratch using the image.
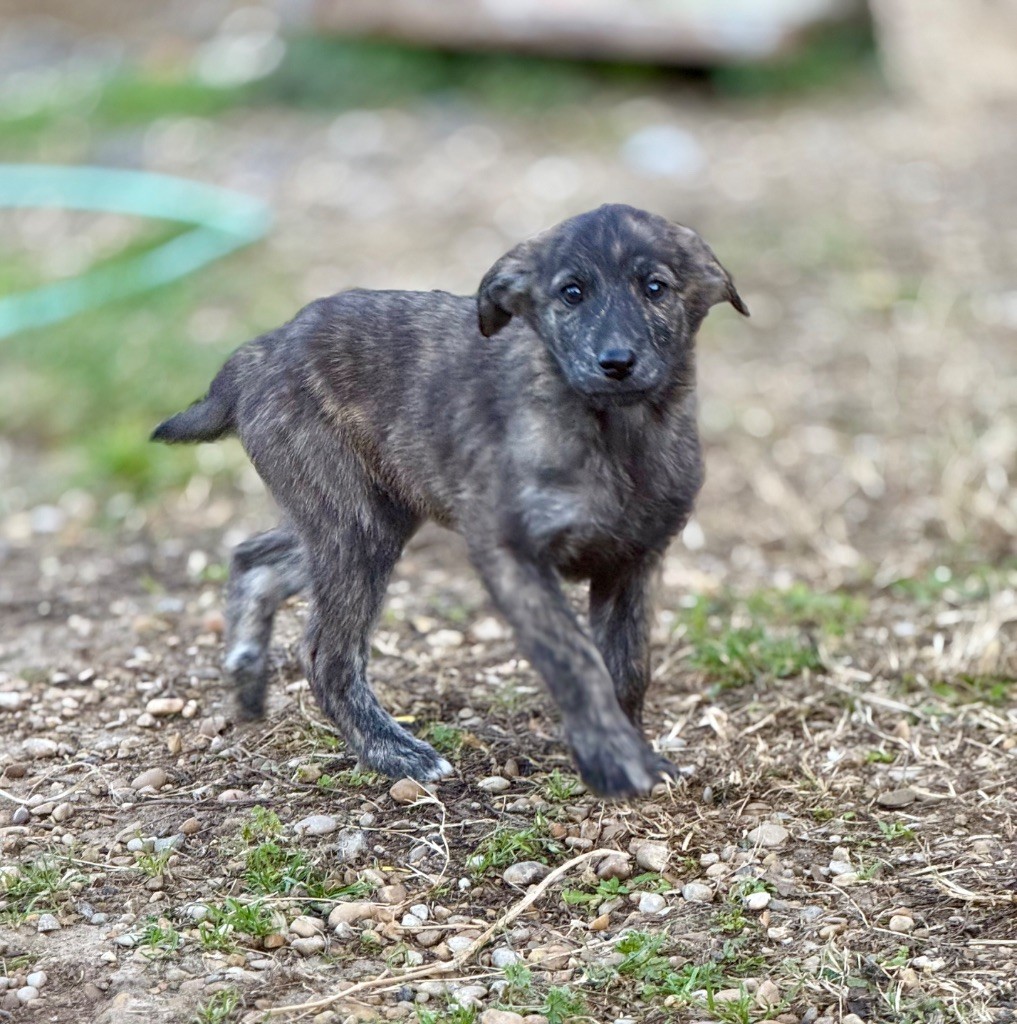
[152,204,748,797]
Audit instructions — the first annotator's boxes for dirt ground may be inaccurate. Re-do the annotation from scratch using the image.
[2,43,1016,1024]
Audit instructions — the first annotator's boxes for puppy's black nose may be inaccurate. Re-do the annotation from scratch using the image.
[598,348,636,380]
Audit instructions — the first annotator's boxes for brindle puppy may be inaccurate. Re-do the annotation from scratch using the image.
[153,204,748,797]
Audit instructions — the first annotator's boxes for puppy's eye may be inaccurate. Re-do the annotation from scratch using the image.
[560,283,584,306]
[644,279,668,301]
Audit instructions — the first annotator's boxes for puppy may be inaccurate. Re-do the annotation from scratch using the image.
[153,204,748,797]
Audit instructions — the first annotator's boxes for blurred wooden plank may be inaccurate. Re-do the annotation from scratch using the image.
[312,0,862,66]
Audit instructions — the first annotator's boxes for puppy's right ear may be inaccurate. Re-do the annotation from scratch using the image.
[477,243,533,338]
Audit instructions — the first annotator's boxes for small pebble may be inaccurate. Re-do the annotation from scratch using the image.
[491,948,520,968]
[746,823,790,848]
[12,806,30,825]
[478,776,511,793]
[26,972,47,989]
[744,890,770,910]
[51,801,74,822]
[755,980,781,1008]
[37,913,61,932]
[146,697,185,716]
[633,841,669,873]
[596,852,632,881]
[389,778,431,804]
[889,914,915,933]
[877,788,917,808]
[294,814,339,837]
[291,935,326,956]
[290,915,325,938]
[480,1011,525,1024]
[131,767,169,792]
[637,892,667,914]
[22,738,58,759]
[681,882,713,903]
[502,861,550,886]
[16,986,39,1004]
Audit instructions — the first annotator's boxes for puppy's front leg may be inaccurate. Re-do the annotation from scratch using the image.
[589,560,657,731]
[469,541,663,797]
[590,560,679,780]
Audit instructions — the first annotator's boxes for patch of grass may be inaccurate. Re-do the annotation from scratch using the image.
[242,841,319,897]
[0,853,79,918]
[930,674,1012,707]
[468,814,563,877]
[865,749,896,764]
[420,723,466,756]
[415,1006,477,1024]
[241,806,283,843]
[212,898,279,939]
[237,807,372,900]
[613,931,729,1000]
[135,848,173,877]
[746,583,868,635]
[712,904,751,936]
[499,961,534,1005]
[877,820,916,843]
[542,986,587,1024]
[541,769,581,803]
[677,588,857,690]
[318,767,380,790]
[888,562,1017,605]
[192,987,241,1024]
[562,872,670,911]
[690,621,822,690]
[718,937,766,977]
[140,917,182,956]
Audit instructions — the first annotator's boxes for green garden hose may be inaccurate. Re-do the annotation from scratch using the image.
[0,164,271,340]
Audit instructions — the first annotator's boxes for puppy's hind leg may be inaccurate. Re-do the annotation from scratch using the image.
[224,527,307,718]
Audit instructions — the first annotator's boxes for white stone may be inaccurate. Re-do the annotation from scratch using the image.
[294,815,339,837]
[637,892,667,914]
[634,841,669,873]
[22,738,58,759]
[146,697,185,716]
[478,776,511,793]
[746,822,790,848]
[289,915,325,938]
[502,861,550,886]
[681,882,713,903]
[745,891,771,911]
[491,947,520,968]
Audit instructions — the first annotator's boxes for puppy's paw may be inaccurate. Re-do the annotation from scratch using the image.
[570,725,666,799]
[360,730,453,783]
[224,643,268,720]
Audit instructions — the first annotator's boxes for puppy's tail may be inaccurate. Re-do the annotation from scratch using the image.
[151,364,238,444]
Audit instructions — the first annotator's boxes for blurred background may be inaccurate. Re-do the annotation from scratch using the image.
[1,0,1015,588]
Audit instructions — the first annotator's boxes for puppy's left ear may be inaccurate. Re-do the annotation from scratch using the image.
[674,225,749,317]
[477,242,534,338]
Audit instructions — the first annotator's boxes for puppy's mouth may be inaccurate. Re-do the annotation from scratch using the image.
[576,383,658,407]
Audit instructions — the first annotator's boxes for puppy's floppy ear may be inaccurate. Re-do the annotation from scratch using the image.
[477,242,534,338]
[673,225,750,317]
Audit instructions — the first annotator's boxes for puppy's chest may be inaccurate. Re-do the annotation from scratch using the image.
[521,441,700,574]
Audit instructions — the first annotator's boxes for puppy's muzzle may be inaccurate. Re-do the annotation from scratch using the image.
[598,347,636,381]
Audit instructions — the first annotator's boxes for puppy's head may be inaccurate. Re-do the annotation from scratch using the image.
[477,204,747,404]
